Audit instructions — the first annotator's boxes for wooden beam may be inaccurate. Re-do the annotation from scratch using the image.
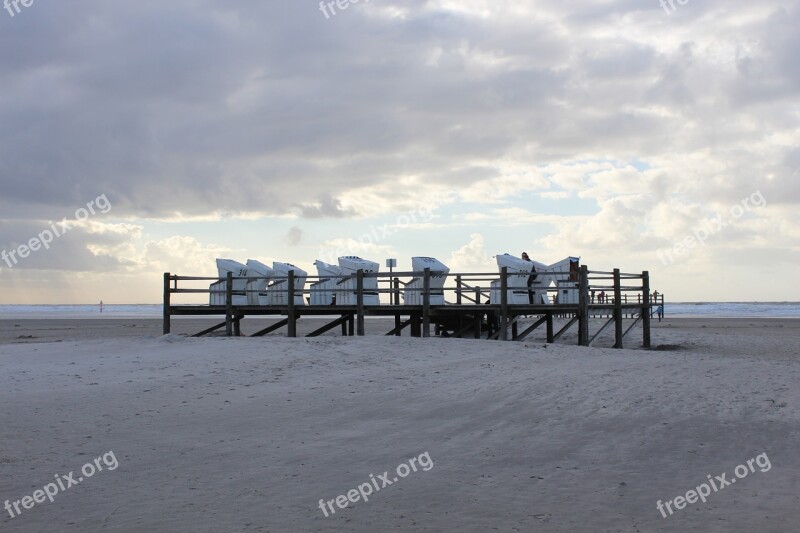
[422,268,431,338]
[553,316,579,342]
[192,320,228,337]
[356,269,365,336]
[307,314,351,337]
[287,270,297,337]
[251,318,290,337]
[589,317,616,346]
[578,265,589,346]
[163,272,171,335]
[225,271,233,337]
[623,315,642,339]
[515,315,548,342]
[385,318,413,336]
[613,268,623,349]
[500,266,509,341]
[642,270,651,348]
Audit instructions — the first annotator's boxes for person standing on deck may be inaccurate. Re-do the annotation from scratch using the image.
[521,252,537,304]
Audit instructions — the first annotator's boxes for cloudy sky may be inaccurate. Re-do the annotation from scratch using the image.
[1,0,798,304]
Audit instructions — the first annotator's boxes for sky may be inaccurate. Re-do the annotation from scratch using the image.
[0,0,798,304]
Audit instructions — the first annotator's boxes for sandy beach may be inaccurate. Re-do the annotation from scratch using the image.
[1,318,798,532]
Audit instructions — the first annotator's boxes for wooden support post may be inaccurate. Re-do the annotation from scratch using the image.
[225,271,233,337]
[456,275,462,304]
[422,268,431,338]
[642,271,652,348]
[341,315,348,336]
[356,269,365,336]
[578,265,589,346]
[163,273,171,335]
[410,313,421,337]
[546,312,554,343]
[393,277,401,336]
[613,268,623,349]
[500,266,509,341]
[234,314,242,337]
[474,313,482,339]
[348,314,355,336]
[287,270,297,337]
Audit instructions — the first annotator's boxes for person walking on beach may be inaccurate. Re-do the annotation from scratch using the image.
[100,300,104,313]
[657,304,664,322]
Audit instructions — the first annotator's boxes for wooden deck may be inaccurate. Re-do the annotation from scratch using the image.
[163,266,659,348]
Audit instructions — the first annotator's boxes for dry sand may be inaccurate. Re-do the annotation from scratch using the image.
[1,318,798,532]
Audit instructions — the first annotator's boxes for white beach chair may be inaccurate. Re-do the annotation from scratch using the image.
[209,259,249,306]
[490,254,535,305]
[267,262,307,306]
[534,257,580,304]
[310,260,342,305]
[245,259,275,306]
[404,257,450,305]
[337,256,380,305]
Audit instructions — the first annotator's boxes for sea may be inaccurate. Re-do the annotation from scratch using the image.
[0,303,798,319]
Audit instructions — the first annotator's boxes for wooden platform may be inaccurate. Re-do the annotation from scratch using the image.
[163,266,659,348]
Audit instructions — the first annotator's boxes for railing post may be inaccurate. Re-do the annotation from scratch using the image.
[287,270,297,337]
[578,265,589,346]
[225,271,233,337]
[163,272,171,335]
[474,286,481,305]
[356,269,365,336]
[422,268,431,338]
[613,268,623,348]
[642,271,651,348]
[456,275,462,304]
[500,266,509,341]
[393,277,401,336]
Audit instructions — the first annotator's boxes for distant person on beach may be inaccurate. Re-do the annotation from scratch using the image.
[521,252,537,304]
[657,304,664,321]
[598,291,606,303]
[100,300,104,313]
